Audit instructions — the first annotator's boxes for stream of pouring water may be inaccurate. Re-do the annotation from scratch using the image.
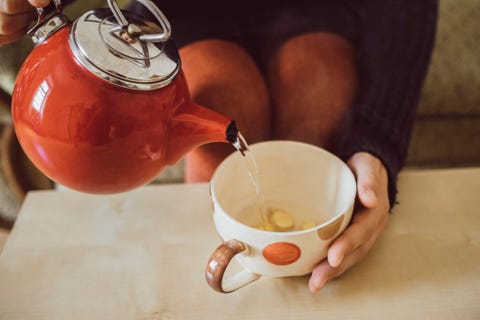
[232,133,269,226]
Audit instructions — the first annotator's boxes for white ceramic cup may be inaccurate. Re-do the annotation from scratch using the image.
[206,141,357,293]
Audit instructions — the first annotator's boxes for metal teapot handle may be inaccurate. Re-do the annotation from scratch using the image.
[34,0,62,22]
[107,0,171,43]
[28,0,69,44]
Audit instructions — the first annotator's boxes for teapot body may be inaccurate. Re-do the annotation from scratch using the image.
[13,26,194,193]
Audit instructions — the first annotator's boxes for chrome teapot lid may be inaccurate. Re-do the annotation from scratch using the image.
[68,0,180,90]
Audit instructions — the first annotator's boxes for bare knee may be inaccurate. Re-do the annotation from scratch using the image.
[268,32,358,148]
[269,32,358,103]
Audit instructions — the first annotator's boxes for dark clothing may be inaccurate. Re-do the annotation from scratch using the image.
[132,0,438,207]
[131,1,362,71]
[334,0,438,207]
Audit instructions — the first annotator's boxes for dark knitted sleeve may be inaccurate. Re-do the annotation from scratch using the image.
[335,0,438,208]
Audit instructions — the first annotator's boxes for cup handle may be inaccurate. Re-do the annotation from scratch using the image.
[206,239,261,293]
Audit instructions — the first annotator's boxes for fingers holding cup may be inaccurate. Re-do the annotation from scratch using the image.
[308,152,391,293]
[309,229,379,293]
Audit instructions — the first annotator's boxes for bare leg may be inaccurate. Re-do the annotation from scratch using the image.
[267,32,358,150]
[180,40,271,182]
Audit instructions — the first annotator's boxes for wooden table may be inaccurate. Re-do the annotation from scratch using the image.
[0,168,479,319]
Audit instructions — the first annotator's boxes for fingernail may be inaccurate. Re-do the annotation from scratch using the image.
[329,253,343,268]
[310,279,322,293]
[310,276,325,293]
[363,188,378,208]
[366,189,376,201]
[33,0,50,7]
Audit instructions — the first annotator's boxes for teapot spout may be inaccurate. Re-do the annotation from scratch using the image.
[166,102,239,165]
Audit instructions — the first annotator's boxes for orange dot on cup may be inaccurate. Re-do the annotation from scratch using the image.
[262,242,301,266]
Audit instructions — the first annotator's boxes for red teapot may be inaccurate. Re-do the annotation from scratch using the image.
[12,0,239,194]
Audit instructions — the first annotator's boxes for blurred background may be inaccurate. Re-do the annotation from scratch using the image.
[1,0,479,234]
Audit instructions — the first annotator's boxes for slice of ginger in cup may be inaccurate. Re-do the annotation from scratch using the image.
[255,209,318,232]
[299,220,317,230]
[270,209,295,231]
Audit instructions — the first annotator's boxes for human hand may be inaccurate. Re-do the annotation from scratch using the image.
[309,152,390,293]
[0,0,50,45]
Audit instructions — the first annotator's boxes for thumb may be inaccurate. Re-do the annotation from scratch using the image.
[359,184,378,209]
[348,153,379,209]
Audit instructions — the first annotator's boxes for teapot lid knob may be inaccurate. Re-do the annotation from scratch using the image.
[68,0,180,91]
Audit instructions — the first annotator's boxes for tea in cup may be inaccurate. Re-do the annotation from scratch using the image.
[206,141,356,293]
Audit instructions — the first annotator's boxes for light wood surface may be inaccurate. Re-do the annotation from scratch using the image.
[0,168,479,319]
[0,228,8,253]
